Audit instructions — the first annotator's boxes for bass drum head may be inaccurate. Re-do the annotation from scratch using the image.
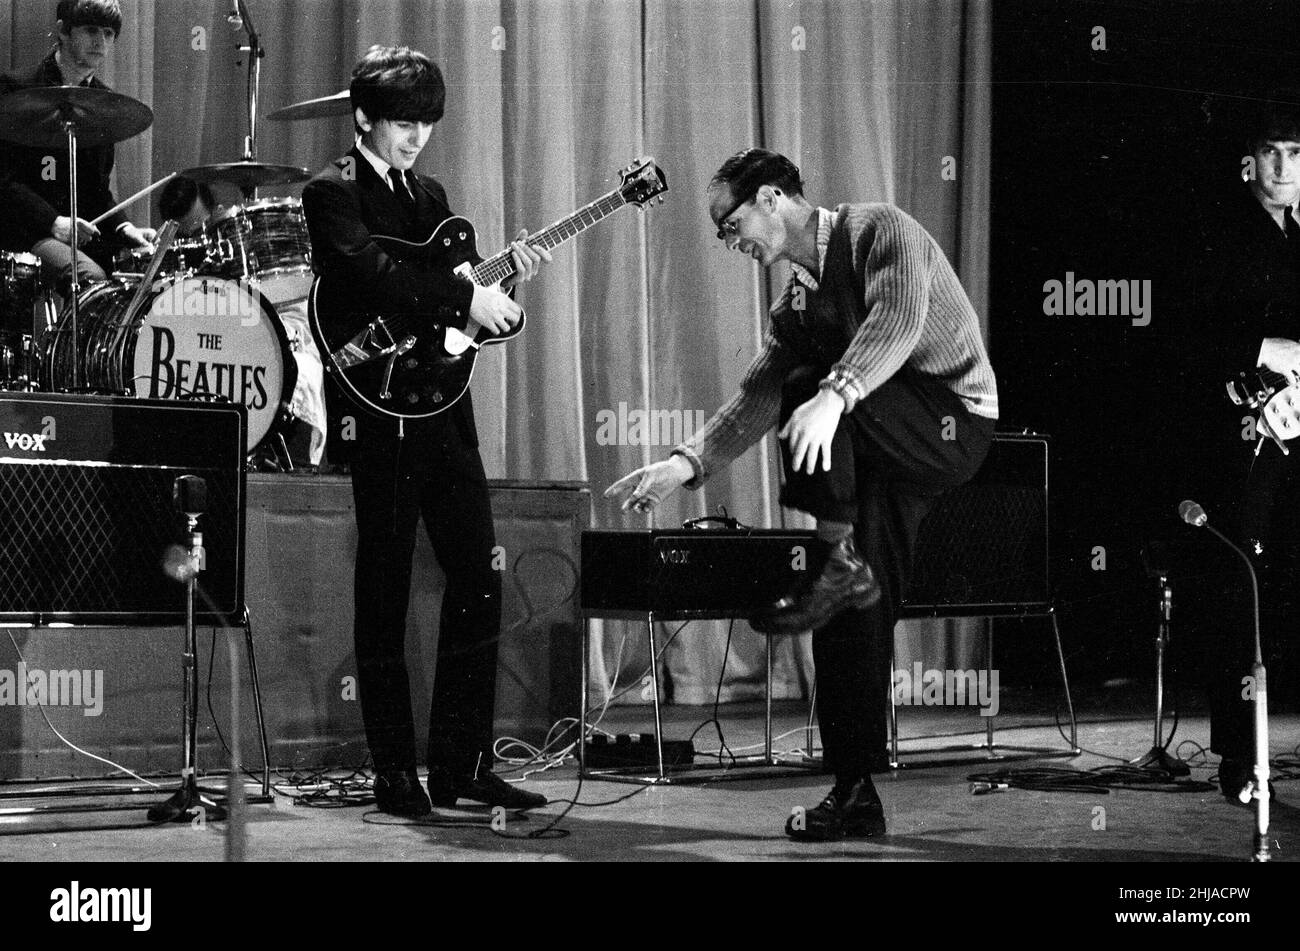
[129,276,297,454]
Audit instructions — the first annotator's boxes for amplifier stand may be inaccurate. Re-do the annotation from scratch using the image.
[886,608,1080,769]
[578,612,821,785]
[0,609,273,830]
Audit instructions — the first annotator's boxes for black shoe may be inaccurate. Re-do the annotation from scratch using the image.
[751,535,881,635]
[785,778,886,841]
[427,766,547,810]
[373,769,432,818]
[1218,758,1278,807]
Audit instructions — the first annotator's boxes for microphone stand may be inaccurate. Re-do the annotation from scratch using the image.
[1182,502,1271,862]
[1131,554,1189,775]
[148,477,227,824]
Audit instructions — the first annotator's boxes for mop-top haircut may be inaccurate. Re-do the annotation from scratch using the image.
[349,45,445,127]
[56,0,122,37]
[1244,102,1300,154]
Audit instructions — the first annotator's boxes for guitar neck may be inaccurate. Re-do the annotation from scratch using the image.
[470,188,630,286]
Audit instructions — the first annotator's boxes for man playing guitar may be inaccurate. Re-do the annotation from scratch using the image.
[302,45,551,817]
[1184,103,1300,803]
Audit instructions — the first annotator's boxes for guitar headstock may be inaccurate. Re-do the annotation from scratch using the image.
[619,157,668,207]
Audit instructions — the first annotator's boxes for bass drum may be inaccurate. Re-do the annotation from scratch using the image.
[38,275,297,455]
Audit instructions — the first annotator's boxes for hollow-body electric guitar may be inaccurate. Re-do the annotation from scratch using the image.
[309,157,667,419]
[1227,367,1300,454]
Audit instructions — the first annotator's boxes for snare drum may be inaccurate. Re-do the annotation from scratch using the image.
[38,275,297,455]
[208,198,312,281]
[113,238,210,278]
[1,252,42,386]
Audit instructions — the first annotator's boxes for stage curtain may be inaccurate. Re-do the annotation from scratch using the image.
[3,0,992,706]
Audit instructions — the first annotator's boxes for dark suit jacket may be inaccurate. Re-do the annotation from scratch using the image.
[0,50,128,251]
[303,146,480,445]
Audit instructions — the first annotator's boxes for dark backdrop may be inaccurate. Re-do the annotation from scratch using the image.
[991,0,1300,685]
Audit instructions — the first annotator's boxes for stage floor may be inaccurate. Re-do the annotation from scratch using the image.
[2,684,1297,863]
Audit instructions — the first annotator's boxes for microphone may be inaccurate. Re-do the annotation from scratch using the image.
[173,474,207,518]
[1178,499,1207,527]
[227,0,244,29]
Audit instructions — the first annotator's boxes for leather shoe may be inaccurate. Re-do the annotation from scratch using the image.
[786,778,886,841]
[751,534,881,635]
[1218,758,1278,807]
[427,766,547,810]
[373,769,432,818]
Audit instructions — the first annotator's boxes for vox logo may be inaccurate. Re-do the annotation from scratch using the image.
[4,432,48,451]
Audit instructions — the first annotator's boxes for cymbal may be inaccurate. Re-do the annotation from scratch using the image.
[267,90,351,122]
[179,161,311,189]
[0,85,153,148]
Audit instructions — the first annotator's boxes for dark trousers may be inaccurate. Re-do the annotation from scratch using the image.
[349,413,501,775]
[778,366,994,777]
[1204,440,1300,760]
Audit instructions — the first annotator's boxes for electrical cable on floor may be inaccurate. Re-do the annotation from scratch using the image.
[967,764,1215,795]
[688,619,737,768]
[4,628,161,789]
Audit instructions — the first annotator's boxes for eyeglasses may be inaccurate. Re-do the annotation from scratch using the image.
[715,190,756,240]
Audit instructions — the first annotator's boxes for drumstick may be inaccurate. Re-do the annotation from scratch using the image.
[89,172,178,228]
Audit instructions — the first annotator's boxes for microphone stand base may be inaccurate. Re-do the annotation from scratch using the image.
[146,775,228,824]
[1130,745,1190,776]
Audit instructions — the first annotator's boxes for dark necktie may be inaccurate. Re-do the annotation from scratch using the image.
[1286,207,1299,242]
[388,169,416,215]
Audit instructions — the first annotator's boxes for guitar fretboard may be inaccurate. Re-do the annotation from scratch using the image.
[471,189,629,287]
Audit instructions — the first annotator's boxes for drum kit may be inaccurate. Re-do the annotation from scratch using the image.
[0,78,353,467]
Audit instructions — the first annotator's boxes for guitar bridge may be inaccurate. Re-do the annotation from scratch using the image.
[333,317,401,369]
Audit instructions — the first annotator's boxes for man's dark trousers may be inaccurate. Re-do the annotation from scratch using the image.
[349,408,502,776]
[779,366,995,778]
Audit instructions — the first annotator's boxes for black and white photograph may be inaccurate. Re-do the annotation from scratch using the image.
[0,0,1296,924]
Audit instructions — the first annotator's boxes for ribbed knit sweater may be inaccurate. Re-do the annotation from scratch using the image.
[674,202,998,486]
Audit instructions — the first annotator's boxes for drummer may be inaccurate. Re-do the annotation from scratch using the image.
[158,176,219,239]
[0,0,156,295]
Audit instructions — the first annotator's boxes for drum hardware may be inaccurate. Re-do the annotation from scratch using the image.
[1,251,48,390]
[39,273,297,457]
[178,160,310,195]
[0,85,154,391]
[206,198,312,281]
[266,88,351,122]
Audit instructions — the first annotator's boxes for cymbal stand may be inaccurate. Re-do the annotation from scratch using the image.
[232,0,264,199]
[61,106,82,391]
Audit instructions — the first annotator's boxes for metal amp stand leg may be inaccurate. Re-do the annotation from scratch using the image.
[579,613,820,785]
[888,609,1080,767]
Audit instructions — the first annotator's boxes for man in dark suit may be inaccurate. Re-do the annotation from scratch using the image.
[302,45,550,817]
[0,0,155,291]
[1180,103,1300,805]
